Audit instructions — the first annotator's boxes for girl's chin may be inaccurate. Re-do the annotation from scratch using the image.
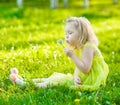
[66,40,69,44]
[66,40,76,47]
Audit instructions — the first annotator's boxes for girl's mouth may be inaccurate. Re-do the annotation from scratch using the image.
[66,39,69,43]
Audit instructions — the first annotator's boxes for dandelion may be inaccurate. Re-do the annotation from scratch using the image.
[57,39,65,48]
[74,98,80,102]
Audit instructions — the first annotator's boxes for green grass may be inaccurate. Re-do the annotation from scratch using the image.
[0,0,120,105]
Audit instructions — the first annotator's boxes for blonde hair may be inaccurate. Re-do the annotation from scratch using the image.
[66,17,99,48]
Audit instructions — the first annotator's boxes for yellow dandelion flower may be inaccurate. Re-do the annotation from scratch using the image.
[74,98,80,102]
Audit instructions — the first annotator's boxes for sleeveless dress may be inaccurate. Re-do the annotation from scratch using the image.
[73,42,109,91]
[44,42,109,91]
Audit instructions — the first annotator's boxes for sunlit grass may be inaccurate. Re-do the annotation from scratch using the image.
[0,0,120,104]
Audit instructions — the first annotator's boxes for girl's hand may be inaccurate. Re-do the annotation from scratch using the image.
[74,68,81,86]
[64,48,73,57]
[74,75,81,86]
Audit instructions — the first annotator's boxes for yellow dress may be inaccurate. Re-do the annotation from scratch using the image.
[45,42,109,91]
[73,42,109,91]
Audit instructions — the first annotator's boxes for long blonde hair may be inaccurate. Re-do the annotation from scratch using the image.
[66,17,99,48]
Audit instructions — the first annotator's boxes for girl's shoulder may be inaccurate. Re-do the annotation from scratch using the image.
[84,42,103,58]
[84,42,97,49]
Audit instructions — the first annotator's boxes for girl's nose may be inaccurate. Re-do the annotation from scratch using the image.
[66,35,69,39]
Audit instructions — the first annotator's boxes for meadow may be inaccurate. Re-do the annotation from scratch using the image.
[0,0,120,105]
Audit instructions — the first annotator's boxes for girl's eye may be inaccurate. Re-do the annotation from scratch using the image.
[69,32,72,34]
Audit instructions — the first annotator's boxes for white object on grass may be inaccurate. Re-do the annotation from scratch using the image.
[17,0,23,8]
[9,68,26,86]
[83,0,89,8]
[9,74,26,86]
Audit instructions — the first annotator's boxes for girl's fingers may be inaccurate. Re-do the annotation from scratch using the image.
[74,78,81,85]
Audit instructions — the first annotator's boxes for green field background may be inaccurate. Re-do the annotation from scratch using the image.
[0,0,120,105]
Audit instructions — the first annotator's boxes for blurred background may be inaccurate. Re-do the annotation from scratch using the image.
[0,0,120,104]
[0,0,119,8]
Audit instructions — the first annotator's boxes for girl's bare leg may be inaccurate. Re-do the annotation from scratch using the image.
[32,78,48,83]
[34,82,48,88]
[32,78,41,83]
[33,73,57,88]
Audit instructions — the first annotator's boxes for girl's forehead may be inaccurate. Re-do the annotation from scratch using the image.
[66,21,76,26]
[66,22,76,29]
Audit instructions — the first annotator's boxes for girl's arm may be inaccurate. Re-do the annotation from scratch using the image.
[64,47,95,73]
[74,68,81,85]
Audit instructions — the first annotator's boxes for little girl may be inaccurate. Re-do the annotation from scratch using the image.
[9,17,109,91]
[63,17,109,90]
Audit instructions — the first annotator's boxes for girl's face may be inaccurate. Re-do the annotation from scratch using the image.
[65,22,80,47]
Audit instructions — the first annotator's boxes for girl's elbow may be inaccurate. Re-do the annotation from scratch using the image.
[77,62,91,74]
[83,69,89,74]
[82,61,91,74]
[82,67,90,74]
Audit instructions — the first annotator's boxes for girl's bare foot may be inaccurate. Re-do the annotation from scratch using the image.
[9,73,26,86]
